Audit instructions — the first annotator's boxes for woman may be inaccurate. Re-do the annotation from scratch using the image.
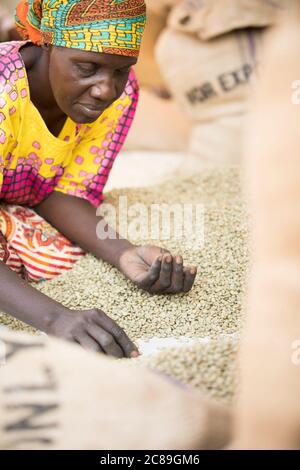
[0,1,197,358]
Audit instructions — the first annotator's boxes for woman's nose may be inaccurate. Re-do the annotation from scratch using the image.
[89,75,117,102]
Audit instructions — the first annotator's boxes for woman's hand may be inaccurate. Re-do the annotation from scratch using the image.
[47,307,139,359]
[118,245,197,294]
[35,193,197,295]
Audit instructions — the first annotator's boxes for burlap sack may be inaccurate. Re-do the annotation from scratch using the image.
[156,28,263,122]
[184,115,247,171]
[134,9,167,89]
[0,330,231,450]
[168,0,288,40]
[156,27,263,168]
[146,0,182,16]
[1,1,19,9]
[124,88,191,151]
[233,15,300,449]
[0,5,14,42]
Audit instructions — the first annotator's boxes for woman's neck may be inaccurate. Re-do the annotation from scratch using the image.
[20,43,67,137]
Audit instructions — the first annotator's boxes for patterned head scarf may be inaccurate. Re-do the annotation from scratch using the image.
[15,0,146,57]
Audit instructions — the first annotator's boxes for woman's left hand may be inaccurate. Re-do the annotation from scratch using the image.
[118,245,197,294]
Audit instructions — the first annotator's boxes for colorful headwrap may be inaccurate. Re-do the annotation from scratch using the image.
[15,0,146,57]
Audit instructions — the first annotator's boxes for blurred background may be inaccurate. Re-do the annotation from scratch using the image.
[0,0,287,190]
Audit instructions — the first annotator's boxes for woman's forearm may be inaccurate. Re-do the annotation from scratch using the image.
[0,261,66,332]
[35,191,134,268]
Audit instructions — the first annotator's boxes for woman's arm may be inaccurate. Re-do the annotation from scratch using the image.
[37,190,134,268]
[35,191,197,294]
[0,259,65,332]
[0,261,138,358]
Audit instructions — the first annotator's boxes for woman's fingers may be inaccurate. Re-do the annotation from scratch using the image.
[132,248,197,295]
[75,332,102,353]
[93,309,139,358]
[149,256,197,294]
[169,255,184,293]
[86,323,124,359]
[183,266,198,292]
[113,328,140,359]
[137,255,162,289]
[157,254,173,290]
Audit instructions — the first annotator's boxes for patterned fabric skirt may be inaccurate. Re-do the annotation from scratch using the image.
[0,204,85,282]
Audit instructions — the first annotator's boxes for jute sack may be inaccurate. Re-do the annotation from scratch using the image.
[168,0,288,40]
[156,27,263,167]
[233,15,300,449]
[134,8,167,89]
[0,330,231,450]
[156,28,263,123]
[185,114,247,171]
[0,6,14,42]
[124,88,191,151]
[146,0,182,16]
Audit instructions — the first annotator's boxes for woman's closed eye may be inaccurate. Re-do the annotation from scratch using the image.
[116,66,131,75]
[76,63,97,76]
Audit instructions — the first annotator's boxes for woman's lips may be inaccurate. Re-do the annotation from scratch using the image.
[77,103,104,119]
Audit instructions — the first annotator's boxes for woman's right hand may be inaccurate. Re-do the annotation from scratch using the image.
[0,262,138,359]
[47,307,139,359]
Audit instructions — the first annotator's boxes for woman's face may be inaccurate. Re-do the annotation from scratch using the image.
[48,47,137,123]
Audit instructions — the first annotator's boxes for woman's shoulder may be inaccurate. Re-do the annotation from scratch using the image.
[0,41,29,133]
[1,40,29,95]
[0,41,29,86]
[0,40,26,65]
